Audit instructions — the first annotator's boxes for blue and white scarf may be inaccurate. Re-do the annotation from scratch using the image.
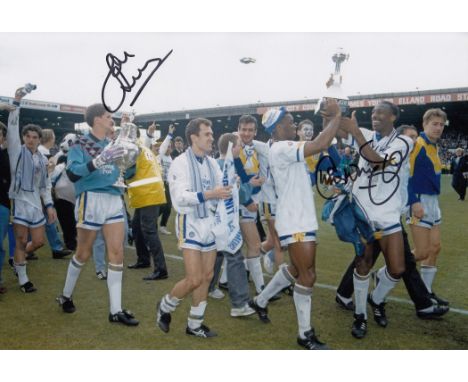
[212,142,243,254]
[14,146,48,193]
[186,147,217,219]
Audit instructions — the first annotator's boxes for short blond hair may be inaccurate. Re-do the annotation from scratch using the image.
[422,108,447,126]
[40,129,55,144]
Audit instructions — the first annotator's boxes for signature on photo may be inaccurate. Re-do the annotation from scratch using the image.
[315,137,410,205]
[101,49,173,113]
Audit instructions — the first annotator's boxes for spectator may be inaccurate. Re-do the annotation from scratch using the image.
[451,148,467,200]
[0,121,11,294]
[38,129,56,157]
[146,124,176,236]
[339,146,354,177]
[171,136,185,159]
[51,133,78,252]
[126,126,168,281]
[35,128,72,260]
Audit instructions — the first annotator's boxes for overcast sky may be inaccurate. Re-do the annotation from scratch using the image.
[1,33,467,115]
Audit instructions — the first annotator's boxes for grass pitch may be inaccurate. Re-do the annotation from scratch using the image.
[0,176,467,350]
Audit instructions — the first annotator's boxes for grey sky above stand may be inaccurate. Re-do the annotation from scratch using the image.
[1,33,467,114]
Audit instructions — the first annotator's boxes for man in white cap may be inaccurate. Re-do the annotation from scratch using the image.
[249,99,341,350]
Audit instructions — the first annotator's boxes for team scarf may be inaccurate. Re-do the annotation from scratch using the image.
[239,143,259,175]
[186,147,217,219]
[212,142,243,254]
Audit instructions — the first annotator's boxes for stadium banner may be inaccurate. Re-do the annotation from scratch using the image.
[67,109,133,118]
[20,99,60,111]
[60,104,87,114]
[256,103,315,114]
[256,92,468,115]
[350,92,468,107]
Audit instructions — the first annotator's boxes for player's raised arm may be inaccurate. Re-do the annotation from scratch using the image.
[303,98,341,158]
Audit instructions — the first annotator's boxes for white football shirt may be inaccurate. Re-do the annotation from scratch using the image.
[345,128,413,229]
[268,140,317,237]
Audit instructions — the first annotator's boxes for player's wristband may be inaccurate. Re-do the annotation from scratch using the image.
[197,192,205,203]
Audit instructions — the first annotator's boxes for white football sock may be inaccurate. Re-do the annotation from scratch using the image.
[63,255,84,298]
[14,262,29,285]
[353,269,370,319]
[160,293,182,313]
[256,264,294,308]
[187,301,207,329]
[293,283,313,339]
[107,263,123,315]
[246,256,265,293]
[420,266,437,293]
[371,266,399,304]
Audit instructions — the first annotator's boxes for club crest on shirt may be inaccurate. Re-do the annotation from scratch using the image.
[202,178,212,188]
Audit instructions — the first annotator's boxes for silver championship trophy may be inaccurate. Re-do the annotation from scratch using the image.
[15,83,37,98]
[316,48,350,117]
[106,122,141,188]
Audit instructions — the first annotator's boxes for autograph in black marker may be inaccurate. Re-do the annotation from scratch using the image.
[315,136,410,205]
[101,49,173,113]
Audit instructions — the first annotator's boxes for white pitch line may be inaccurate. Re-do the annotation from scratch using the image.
[126,247,468,316]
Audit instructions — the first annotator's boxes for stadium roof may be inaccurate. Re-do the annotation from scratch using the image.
[1,87,467,141]
[135,86,468,123]
[132,87,468,142]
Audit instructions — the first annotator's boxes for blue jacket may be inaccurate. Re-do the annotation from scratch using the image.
[322,194,375,257]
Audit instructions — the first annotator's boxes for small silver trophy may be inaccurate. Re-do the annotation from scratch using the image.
[106,122,141,188]
[316,48,350,116]
[18,83,37,97]
[14,83,37,99]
